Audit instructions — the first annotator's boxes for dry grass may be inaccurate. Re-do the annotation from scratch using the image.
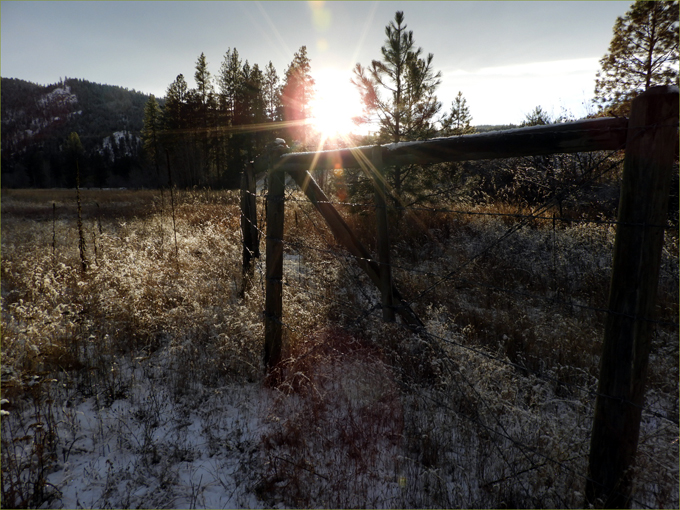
[1,185,678,508]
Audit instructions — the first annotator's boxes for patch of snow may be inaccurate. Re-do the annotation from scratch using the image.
[39,359,272,509]
[37,85,78,109]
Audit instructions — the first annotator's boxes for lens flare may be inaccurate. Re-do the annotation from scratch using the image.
[310,68,363,138]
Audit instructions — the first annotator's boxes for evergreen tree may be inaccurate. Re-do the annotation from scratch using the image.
[218,48,243,126]
[281,46,315,147]
[194,53,214,110]
[193,52,216,183]
[217,48,244,187]
[164,74,188,133]
[352,10,442,194]
[264,61,282,123]
[163,74,193,186]
[440,91,475,135]
[245,63,268,157]
[234,61,252,127]
[594,0,678,116]
[141,95,164,185]
[352,11,441,143]
[520,106,552,127]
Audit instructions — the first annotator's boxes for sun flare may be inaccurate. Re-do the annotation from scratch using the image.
[310,68,363,138]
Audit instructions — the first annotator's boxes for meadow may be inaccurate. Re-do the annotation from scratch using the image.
[1,177,677,508]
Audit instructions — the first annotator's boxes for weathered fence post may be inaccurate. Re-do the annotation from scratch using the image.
[586,85,679,508]
[264,139,288,376]
[372,146,395,322]
[240,161,259,297]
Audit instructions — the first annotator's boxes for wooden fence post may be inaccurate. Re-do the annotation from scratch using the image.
[586,85,679,508]
[372,146,395,322]
[264,140,288,375]
[240,161,259,297]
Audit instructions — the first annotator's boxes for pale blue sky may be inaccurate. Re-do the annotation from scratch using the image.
[1,1,632,125]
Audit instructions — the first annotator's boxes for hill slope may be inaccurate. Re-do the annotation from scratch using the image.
[1,77,155,188]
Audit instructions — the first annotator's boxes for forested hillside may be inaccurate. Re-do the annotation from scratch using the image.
[1,77,152,188]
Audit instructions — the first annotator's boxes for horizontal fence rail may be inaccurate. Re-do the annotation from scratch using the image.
[254,117,630,174]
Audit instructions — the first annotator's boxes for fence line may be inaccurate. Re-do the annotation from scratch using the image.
[239,85,678,508]
[247,220,677,427]
[243,187,678,230]
[237,125,678,394]
[238,197,677,430]
[240,177,678,330]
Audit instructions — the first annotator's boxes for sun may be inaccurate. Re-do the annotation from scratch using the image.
[310,68,364,138]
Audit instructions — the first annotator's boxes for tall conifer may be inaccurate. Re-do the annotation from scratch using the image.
[594,0,678,116]
[352,11,441,194]
[281,46,315,147]
[440,91,475,136]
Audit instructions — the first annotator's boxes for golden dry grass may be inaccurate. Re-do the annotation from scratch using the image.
[1,186,677,508]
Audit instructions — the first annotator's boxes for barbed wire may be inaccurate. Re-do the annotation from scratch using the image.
[240,202,678,429]
[407,143,631,305]
[258,230,678,329]
[242,186,678,232]
[239,168,679,425]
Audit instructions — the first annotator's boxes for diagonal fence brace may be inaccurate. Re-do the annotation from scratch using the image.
[286,168,424,331]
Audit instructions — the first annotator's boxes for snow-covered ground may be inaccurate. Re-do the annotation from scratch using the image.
[4,355,269,509]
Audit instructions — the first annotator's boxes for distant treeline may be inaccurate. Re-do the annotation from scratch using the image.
[141,47,319,190]
[0,45,324,190]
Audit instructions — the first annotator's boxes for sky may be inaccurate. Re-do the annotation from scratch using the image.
[1,1,633,127]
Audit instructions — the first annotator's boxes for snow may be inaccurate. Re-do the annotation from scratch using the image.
[33,355,273,509]
[101,131,140,159]
[37,85,78,109]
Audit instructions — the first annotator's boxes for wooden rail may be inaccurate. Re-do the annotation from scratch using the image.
[254,116,629,174]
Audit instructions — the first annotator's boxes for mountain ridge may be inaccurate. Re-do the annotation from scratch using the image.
[1,76,158,188]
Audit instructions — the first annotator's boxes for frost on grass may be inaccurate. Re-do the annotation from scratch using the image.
[1,188,678,508]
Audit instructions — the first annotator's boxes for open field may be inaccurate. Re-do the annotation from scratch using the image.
[1,185,678,508]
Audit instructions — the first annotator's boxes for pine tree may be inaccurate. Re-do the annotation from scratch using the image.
[245,63,268,156]
[281,46,315,148]
[217,48,243,187]
[594,0,679,116]
[352,10,442,195]
[193,52,215,183]
[218,48,243,127]
[352,11,441,144]
[163,74,192,186]
[264,61,281,123]
[164,74,188,133]
[520,106,552,127]
[440,91,475,135]
[194,53,214,109]
[141,95,163,185]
